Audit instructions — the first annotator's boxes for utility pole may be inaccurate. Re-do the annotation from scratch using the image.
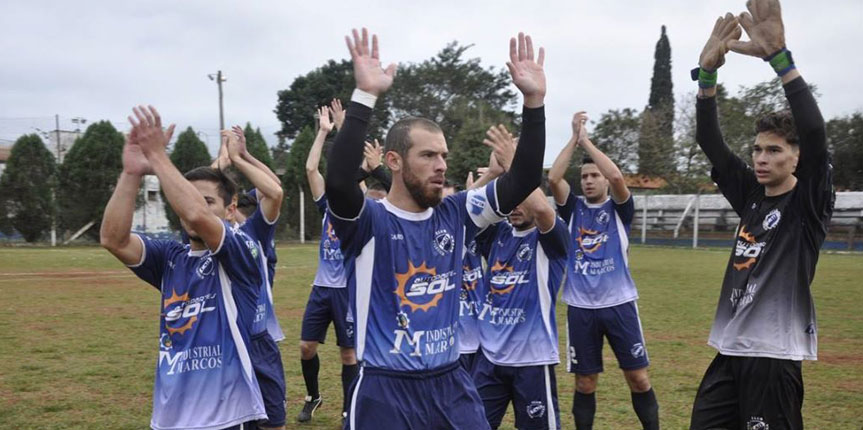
[208,70,227,130]
[51,114,60,247]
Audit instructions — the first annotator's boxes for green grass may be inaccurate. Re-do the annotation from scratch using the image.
[0,245,860,429]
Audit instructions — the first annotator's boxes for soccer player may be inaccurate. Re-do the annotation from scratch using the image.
[689,2,834,428]
[548,112,659,430]
[458,125,517,374]
[326,28,547,430]
[298,105,360,423]
[100,106,267,429]
[219,127,288,430]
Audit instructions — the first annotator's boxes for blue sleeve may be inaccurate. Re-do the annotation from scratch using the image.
[613,196,635,227]
[242,207,277,247]
[328,197,376,258]
[474,222,500,260]
[211,221,262,290]
[314,194,328,216]
[128,234,179,290]
[556,191,576,225]
[538,218,571,260]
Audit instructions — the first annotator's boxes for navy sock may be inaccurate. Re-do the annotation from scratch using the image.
[572,391,596,430]
[301,355,320,399]
[631,388,660,430]
[341,364,359,413]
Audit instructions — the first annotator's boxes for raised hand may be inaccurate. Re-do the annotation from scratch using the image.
[363,139,382,170]
[211,135,231,170]
[230,125,248,154]
[128,105,174,158]
[345,28,397,96]
[222,130,243,160]
[330,99,345,130]
[571,111,589,145]
[122,128,152,176]
[506,32,546,108]
[482,124,517,172]
[699,13,742,70]
[728,0,786,58]
[465,171,474,189]
[318,106,334,134]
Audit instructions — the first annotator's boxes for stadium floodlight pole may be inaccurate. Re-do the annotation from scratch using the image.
[208,71,227,131]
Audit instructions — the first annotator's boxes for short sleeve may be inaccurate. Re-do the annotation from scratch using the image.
[211,221,263,290]
[613,195,635,227]
[466,179,507,230]
[128,234,180,290]
[328,197,376,258]
[314,194,328,216]
[556,191,577,225]
[537,217,571,260]
[474,222,501,260]
[243,207,277,246]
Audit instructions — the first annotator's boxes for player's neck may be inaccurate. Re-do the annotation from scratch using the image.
[388,180,428,213]
[765,175,797,197]
[189,238,207,251]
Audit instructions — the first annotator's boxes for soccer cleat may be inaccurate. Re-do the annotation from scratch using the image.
[297,395,322,422]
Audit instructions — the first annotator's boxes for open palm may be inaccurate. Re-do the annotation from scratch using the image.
[507,32,546,106]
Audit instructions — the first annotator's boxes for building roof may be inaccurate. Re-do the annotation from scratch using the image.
[0,145,11,163]
[624,174,667,190]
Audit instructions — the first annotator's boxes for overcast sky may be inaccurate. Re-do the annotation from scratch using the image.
[1,0,861,166]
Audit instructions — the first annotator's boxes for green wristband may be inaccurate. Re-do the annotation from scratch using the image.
[691,67,718,88]
[765,49,796,76]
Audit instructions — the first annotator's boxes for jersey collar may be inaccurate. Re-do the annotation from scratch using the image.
[381,198,434,221]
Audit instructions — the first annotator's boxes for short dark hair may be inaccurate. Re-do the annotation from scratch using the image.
[183,166,237,207]
[368,182,387,192]
[236,193,258,217]
[581,156,595,166]
[385,117,443,157]
[755,110,798,146]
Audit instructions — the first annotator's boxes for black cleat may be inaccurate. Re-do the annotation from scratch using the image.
[297,395,322,422]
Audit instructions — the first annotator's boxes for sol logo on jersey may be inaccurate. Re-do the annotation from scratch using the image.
[577,227,608,253]
[394,261,456,312]
[488,261,530,295]
[462,265,482,291]
[163,289,216,336]
[733,226,765,271]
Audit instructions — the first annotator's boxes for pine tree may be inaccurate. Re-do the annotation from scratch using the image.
[164,127,212,231]
[0,134,57,242]
[638,25,676,178]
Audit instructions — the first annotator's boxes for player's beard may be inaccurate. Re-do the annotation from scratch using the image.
[403,162,443,209]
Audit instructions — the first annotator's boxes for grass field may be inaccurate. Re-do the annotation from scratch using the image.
[0,244,860,429]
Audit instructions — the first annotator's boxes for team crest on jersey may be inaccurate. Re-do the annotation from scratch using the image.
[466,240,478,256]
[396,311,410,329]
[762,209,781,231]
[630,342,645,358]
[159,333,173,350]
[197,257,215,278]
[526,401,546,419]
[162,289,217,336]
[747,416,769,430]
[245,240,259,259]
[516,244,533,262]
[595,210,610,225]
[394,261,456,312]
[432,229,455,255]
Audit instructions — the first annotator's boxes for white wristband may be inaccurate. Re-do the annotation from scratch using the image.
[351,88,378,109]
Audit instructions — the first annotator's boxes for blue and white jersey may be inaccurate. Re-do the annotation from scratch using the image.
[329,181,505,372]
[314,195,347,288]
[128,223,267,430]
[476,218,569,366]
[458,239,484,354]
[558,193,638,308]
[239,201,284,342]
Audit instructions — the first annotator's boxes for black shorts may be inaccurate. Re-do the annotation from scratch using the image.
[690,353,803,430]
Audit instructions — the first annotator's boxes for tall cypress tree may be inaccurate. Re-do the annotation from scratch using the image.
[164,127,212,231]
[638,25,676,177]
[0,134,57,242]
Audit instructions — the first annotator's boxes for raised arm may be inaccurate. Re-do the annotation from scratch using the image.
[573,112,630,203]
[326,28,396,218]
[727,0,825,170]
[132,106,225,252]
[100,126,172,265]
[547,121,578,205]
[227,127,284,222]
[521,188,556,233]
[495,33,547,214]
[306,106,333,200]
[472,124,515,190]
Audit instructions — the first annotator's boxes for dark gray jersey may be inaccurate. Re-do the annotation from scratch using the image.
[696,78,834,361]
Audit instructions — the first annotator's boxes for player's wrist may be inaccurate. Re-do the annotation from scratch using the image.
[691,66,718,89]
[351,88,378,108]
[764,48,795,77]
[523,94,545,109]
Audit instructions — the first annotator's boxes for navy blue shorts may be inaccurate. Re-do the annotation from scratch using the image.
[344,362,490,430]
[222,420,259,430]
[250,331,286,428]
[566,301,649,374]
[458,352,478,374]
[301,285,354,347]
[471,352,560,430]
